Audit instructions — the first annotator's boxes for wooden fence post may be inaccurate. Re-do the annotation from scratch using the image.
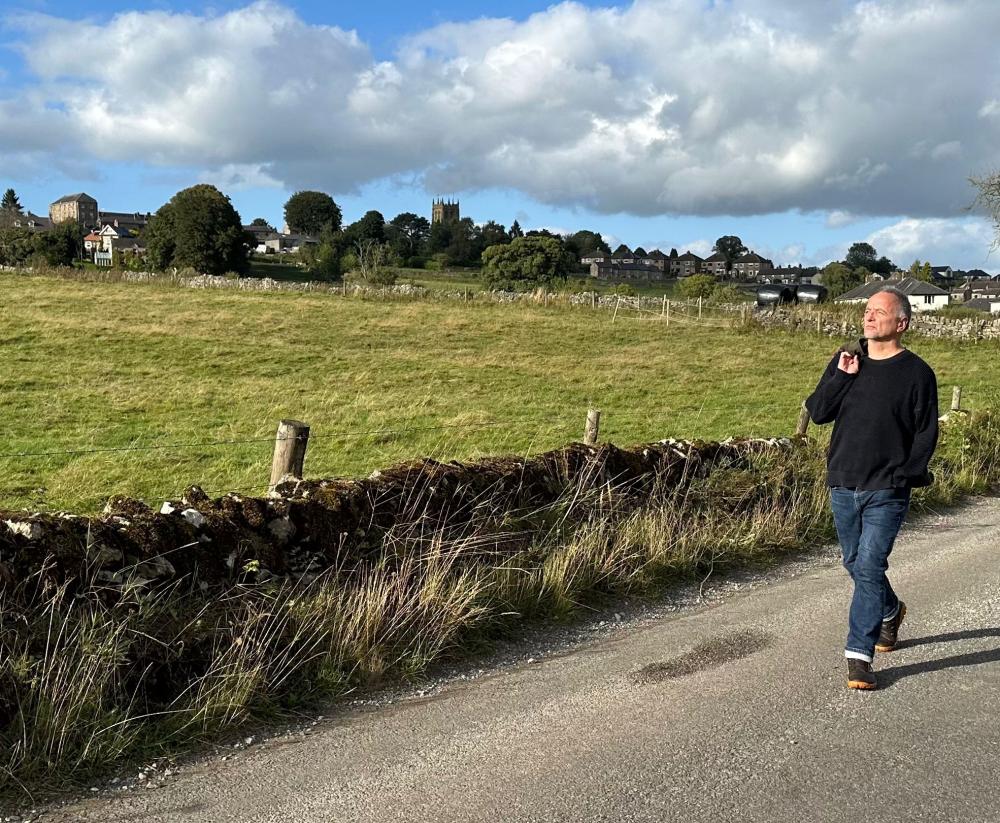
[612,296,621,324]
[665,299,670,326]
[584,409,601,445]
[698,296,703,319]
[951,386,963,412]
[270,419,310,491]
[661,294,667,316]
[816,311,822,333]
[592,291,597,309]
[795,401,810,438]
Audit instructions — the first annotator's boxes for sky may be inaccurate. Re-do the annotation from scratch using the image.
[2,0,1000,270]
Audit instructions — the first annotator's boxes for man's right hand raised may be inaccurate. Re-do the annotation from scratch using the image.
[838,352,860,374]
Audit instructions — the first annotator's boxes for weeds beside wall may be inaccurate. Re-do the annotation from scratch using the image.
[3,406,1000,805]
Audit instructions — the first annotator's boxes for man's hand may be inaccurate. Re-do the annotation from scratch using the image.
[838,352,860,374]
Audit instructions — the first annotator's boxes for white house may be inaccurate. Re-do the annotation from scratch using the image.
[835,277,949,313]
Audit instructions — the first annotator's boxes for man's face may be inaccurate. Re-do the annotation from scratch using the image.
[863,292,907,341]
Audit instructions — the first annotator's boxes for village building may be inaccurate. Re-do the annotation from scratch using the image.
[761,265,819,285]
[12,211,51,232]
[670,251,703,277]
[431,198,460,224]
[732,251,774,280]
[702,252,727,278]
[836,276,949,313]
[963,297,1000,314]
[49,193,98,227]
[98,210,150,233]
[589,261,666,281]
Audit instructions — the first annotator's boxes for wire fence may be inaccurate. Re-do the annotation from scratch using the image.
[0,400,809,513]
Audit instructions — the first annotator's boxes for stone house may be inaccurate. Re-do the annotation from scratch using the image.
[49,193,98,227]
[670,251,703,277]
[732,251,774,281]
[702,252,727,278]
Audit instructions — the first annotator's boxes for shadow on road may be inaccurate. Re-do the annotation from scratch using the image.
[878,627,1000,688]
[895,627,1000,651]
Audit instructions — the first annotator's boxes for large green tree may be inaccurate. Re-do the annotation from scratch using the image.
[713,235,748,270]
[481,235,575,290]
[564,230,611,259]
[0,227,33,264]
[33,220,82,266]
[386,212,431,263]
[820,261,865,298]
[346,210,386,244]
[145,184,249,275]
[844,242,877,271]
[479,220,510,249]
[283,191,342,236]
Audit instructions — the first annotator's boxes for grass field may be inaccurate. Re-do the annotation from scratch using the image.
[3,270,999,514]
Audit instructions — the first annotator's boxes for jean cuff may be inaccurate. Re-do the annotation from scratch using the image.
[845,649,873,663]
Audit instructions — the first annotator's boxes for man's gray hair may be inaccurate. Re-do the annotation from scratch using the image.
[876,285,912,324]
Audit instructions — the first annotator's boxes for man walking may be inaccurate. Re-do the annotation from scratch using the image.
[806,286,939,690]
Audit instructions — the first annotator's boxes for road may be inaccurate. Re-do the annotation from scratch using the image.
[40,497,1000,823]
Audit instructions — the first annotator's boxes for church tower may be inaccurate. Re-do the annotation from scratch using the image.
[431,198,460,224]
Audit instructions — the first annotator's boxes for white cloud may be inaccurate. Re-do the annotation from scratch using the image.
[2,0,999,219]
[825,210,862,229]
[866,217,996,267]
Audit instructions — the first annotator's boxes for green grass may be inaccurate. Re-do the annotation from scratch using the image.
[2,270,999,514]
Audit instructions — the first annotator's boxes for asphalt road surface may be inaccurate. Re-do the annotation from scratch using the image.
[39,497,1000,823]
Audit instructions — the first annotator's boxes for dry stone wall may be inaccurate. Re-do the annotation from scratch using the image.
[0,437,793,605]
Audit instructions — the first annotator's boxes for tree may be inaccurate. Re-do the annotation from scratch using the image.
[633,246,648,257]
[283,191,342,236]
[145,184,248,275]
[481,236,575,290]
[346,210,386,245]
[669,248,678,258]
[250,217,275,230]
[386,212,431,264]
[677,274,717,300]
[509,220,524,239]
[1,188,22,214]
[563,230,610,259]
[32,220,81,266]
[479,220,510,249]
[908,259,934,282]
[353,239,396,285]
[970,171,1000,250]
[612,243,631,256]
[873,255,894,275]
[713,235,748,270]
[0,226,34,265]
[844,242,878,271]
[819,261,865,298]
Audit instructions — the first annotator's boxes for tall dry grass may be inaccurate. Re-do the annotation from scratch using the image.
[2,410,999,806]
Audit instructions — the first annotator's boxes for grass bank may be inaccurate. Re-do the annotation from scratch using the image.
[2,405,998,807]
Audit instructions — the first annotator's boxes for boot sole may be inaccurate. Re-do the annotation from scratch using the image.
[874,604,907,653]
[847,679,877,690]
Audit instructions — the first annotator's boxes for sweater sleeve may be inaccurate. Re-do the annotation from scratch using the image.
[805,354,856,425]
[895,368,939,488]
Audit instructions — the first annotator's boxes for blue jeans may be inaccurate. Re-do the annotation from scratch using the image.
[830,487,911,662]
